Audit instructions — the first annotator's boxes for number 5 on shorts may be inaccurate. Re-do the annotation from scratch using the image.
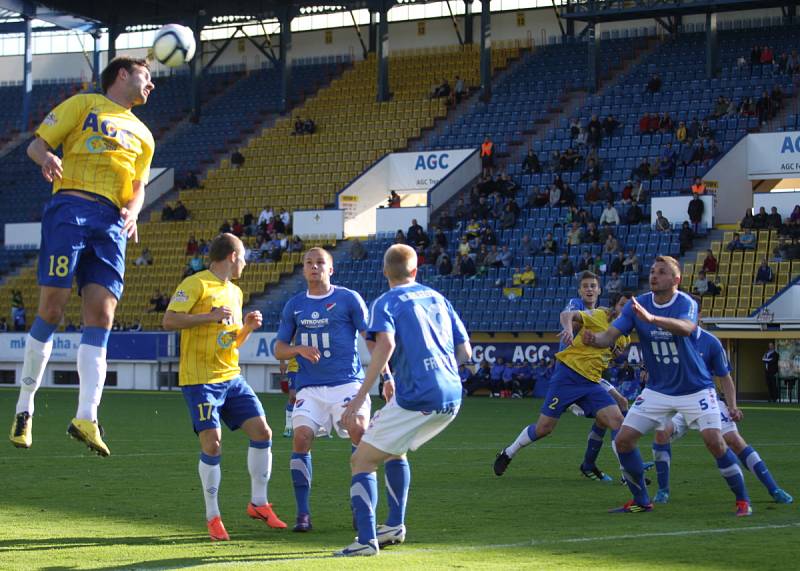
[698,398,708,411]
[197,402,212,421]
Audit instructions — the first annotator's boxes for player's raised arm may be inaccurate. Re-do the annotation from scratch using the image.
[235,310,262,346]
[582,324,623,348]
[630,296,696,337]
[558,310,583,346]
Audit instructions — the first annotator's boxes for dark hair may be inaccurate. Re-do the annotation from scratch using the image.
[578,271,599,284]
[101,57,149,93]
[610,290,635,308]
[208,233,241,262]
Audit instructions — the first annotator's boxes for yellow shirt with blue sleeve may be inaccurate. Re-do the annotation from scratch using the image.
[167,270,243,386]
[556,308,630,382]
[35,93,154,208]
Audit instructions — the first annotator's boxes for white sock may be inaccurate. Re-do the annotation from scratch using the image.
[16,336,53,415]
[284,409,292,430]
[248,445,272,505]
[199,456,222,520]
[76,344,107,421]
[505,425,535,458]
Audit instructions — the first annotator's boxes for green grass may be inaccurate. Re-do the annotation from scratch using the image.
[1,388,798,570]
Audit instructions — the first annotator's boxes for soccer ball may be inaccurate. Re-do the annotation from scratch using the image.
[152,24,196,67]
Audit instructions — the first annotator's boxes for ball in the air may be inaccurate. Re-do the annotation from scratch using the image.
[152,24,196,67]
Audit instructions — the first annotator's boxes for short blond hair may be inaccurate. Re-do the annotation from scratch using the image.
[303,247,333,265]
[655,255,681,278]
[384,244,417,281]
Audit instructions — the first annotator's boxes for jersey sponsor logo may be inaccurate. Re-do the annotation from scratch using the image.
[85,135,117,153]
[294,399,305,408]
[311,311,320,319]
[293,310,303,315]
[81,112,134,150]
[299,317,329,328]
[173,290,189,302]
[43,112,57,126]
[216,330,236,349]
[634,396,645,407]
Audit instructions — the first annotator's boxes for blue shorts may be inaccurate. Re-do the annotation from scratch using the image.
[287,371,297,391]
[540,362,616,419]
[182,376,266,433]
[38,192,127,299]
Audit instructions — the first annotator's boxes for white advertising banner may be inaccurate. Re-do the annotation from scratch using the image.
[4,222,41,248]
[293,209,344,239]
[747,132,800,179]
[0,333,81,362]
[389,149,476,192]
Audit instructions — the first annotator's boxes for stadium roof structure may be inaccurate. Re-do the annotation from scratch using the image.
[562,0,797,23]
[0,0,379,29]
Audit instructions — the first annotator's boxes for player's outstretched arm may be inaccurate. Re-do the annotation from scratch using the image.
[455,341,472,366]
[274,340,320,363]
[558,311,583,346]
[342,332,395,424]
[235,311,262,346]
[630,297,695,336]
[162,306,232,330]
[121,181,146,242]
[583,325,622,348]
[27,137,62,182]
[717,374,743,421]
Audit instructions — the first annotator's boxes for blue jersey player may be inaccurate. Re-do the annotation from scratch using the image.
[584,256,752,516]
[275,247,371,532]
[335,244,471,557]
[652,325,793,505]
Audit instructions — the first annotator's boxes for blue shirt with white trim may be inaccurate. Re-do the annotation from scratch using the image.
[277,286,368,390]
[612,291,713,396]
[368,282,468,411]
[696,327,731,377]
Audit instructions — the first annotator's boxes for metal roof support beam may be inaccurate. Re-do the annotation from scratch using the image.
[444,0,464,46]
[20,15,31,132]
[479,0,491,102]
[376,0,390,102]
[190,20,203,123]
[92,31,101,92]
[107,23,119,62]
[464,0,474,45]
[706,11,719,79]
[785,2,797,24]
[279,9,292,113]
[587,21,598,93]
[243,28,279,67]
[202,28,238,74]
[349,10,368,59]
[565,0,575,37]
[368,9,377,52]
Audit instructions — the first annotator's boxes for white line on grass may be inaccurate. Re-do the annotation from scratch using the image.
[170,522,800,568]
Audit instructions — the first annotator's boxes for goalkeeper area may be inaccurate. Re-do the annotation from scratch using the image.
[0,388,798,570]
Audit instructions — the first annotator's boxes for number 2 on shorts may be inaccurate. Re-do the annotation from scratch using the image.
[548,396,560,410]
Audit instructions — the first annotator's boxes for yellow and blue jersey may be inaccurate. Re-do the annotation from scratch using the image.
[557,308,630,382]
[167,270,243,386]
[287,357,299,373]
[36,93,154,208]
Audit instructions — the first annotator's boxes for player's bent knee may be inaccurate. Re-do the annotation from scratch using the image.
[724,432,746,454]
[654,430,670,445]
[292,425,315,453]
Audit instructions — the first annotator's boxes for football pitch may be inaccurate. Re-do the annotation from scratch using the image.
[1,388,798,570]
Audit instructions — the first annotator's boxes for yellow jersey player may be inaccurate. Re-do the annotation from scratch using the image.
[10,57,155,455]
[493,289,632,476]
[163,233,287,541]
[279,357,299,437]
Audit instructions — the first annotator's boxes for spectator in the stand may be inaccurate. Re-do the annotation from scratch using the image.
[679,221,694,255]
[500,204,517,230]
[453,75,465,103]
[752,206,769,230]
[693,270,720,296]
[231,218,244,237]
[458,253,476,278]
[755,259,774,284]
[134,247,153,266]
[161,203,174,221]
[350,238,367,261]
[498,245,513,269]
[702,249,718,273]
[293,116,304,135]
[519,265,536,286]
[587,114,603,147]
[566,222,583,247]
[767,206,783,229]
[579,221,598,245]
[658,112,674,133]
[288,235,304,253]
[522,149,542,174]
[690,177,706,197]
[610,251,625,275]
[303,118,316,134]
[577,250,594,272]
[517,234,534,259]
[638,113,651,134]
[675,121,688,143]
[599,201,620,226]
[242,210,256,235]
[726,232,743,252]
[198,239,209,256]
[437,253,452,276]
[631,157,652,181]
[548,184,561,208]
[173,200,188,221]
[559,183,576,207]
[606,272,622,296]
[773,238,791,261]
[646,73,661,94]
[602,114,620,136]
[148,289,169,313]
[580,158,601,182]
[219,219,232,234]
[540,232,558,255]
[756,90,772,124]
[394,229,407,244]
[750,45,762,66]
[688,194,705,232]
[603,232,620,256]
[623,249,640,274]
[740,209,756,229]
[407,218,427,248]
[557,253,574,277]
[739,228,757,250]
[710,95,730,119]
[433,227,448,250]
[231,151,245,167]
[185,235,198,256]
[480,136,495,177]
[257,204,273,227]
[388,190,401,208]
[655,210,671,232]
[585,180,601,204]
[626,199,644,225]
[705,139,721,163]
[431,78,451,99]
